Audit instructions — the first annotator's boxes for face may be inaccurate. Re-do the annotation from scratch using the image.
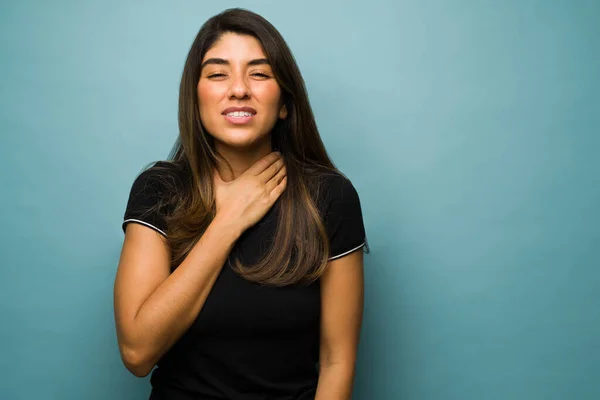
[197,32,287,151]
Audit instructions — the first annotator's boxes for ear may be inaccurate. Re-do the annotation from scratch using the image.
[279,104,288,119]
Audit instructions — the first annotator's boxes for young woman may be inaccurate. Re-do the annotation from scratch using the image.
[114,8,367,400]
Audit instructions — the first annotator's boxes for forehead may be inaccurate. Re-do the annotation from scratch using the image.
[202,32,267,63]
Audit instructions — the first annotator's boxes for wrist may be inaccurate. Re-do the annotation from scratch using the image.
[211,214,244,241]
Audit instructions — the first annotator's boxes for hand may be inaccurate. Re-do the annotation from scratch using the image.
[213,152,287,233]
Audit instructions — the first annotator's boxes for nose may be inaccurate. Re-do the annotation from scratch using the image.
[228,74,251,99]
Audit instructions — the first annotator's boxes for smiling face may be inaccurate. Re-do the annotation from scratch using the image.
[197,32,287,152]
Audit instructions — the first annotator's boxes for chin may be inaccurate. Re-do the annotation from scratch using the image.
[214,130,269,150]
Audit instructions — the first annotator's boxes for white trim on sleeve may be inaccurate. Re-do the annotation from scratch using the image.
[123,219,167,237]
[328,242,365,261]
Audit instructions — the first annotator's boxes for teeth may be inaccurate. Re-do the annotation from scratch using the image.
[227,111,253,117]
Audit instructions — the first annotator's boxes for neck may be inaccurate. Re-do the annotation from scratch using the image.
[214,138,272,182]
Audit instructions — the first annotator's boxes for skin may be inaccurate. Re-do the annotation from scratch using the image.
[197,32,287,181]
[114,32,363,400]
[316,250,364,400]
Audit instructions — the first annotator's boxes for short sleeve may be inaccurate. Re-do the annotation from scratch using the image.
[323,174,367,260]
[122,166,169,236]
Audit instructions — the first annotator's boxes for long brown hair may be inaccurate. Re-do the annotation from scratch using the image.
[155,8,340,286]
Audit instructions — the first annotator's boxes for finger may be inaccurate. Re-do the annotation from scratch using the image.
[259,158,285,183]
[265,165,286,193]
[245,152,282,176]
[269,176,287,201]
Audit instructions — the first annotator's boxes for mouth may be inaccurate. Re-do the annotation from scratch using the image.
[222,106,257,125]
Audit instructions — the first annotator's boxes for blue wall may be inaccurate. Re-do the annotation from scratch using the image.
[1,1,598,399]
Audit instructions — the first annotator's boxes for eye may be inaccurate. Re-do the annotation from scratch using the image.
[251,72,271,79]
[207,73,227,79]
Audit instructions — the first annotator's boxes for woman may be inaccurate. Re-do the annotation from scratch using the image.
[114,8,367,400]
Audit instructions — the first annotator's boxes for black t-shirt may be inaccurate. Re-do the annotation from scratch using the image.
[122,161,367,400]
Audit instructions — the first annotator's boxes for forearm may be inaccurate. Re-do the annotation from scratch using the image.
[127,217,240,370]
[314,362,356,400]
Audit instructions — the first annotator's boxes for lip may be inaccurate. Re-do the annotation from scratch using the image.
[222,106,257,125]
[222,106,257,115]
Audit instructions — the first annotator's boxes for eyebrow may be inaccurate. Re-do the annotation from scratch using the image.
[200,58,270,69]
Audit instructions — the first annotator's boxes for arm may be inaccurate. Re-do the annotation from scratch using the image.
[113,216,241,377]
[113,152,287,377]
[315,249,364,400]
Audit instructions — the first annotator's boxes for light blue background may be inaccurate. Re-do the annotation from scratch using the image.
[1,0,599,399]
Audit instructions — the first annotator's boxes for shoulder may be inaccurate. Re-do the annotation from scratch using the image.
[123,161,188,235]
[131,160,184,186]
[317,170,362,214]
[314,169,367,260]
[128,161,188,199]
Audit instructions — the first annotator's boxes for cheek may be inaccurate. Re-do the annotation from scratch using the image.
[197,81,223,110]
[253,83,282,109]
[197,82,209,108]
